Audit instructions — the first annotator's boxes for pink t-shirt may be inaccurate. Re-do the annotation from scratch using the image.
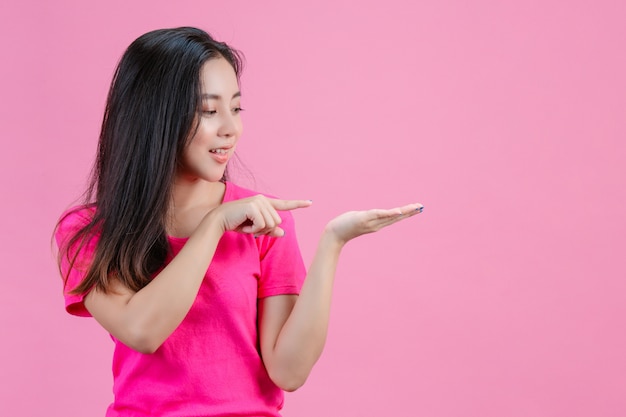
[55,182,306,417]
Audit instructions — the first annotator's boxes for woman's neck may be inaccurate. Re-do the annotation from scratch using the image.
[167,178,226,238]
[171,175,225,208]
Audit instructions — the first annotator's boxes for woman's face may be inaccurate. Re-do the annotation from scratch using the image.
[178,57,243,183]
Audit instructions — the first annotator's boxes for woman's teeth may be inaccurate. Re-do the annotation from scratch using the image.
[210,149,227,154]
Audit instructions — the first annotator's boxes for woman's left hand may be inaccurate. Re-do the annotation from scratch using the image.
[324,203,424,246]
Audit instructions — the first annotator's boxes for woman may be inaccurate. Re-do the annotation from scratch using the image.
[55,27,423,416]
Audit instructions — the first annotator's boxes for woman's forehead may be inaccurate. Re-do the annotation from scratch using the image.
[199,58,239,96]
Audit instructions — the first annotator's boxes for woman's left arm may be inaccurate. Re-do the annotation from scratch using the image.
[258,203,423,391]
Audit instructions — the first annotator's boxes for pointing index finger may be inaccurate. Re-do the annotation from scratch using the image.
[269,198,313,211]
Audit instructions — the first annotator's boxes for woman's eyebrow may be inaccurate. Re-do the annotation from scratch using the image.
[201,92,241,100]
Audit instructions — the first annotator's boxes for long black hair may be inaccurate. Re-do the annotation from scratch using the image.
[58,27,243,293]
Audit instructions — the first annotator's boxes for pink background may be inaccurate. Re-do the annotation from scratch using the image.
[1,0,625,416]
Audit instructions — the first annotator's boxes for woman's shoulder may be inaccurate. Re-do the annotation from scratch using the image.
[55,205,96,244]
[58,205,96,226]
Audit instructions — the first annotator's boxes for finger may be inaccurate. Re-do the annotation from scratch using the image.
[365,204,424,229]
[365,208,406,220]
[269,199,313,211]
[264,202,283,228]
[373,216,409,230]
[368,208,422,230]
[257,205,279,235]
[240,206,266,234]
[393,203,424,215]
[266,226,286,238]
[370,205,423,220]
[254,228,286,238]
[251,200,285,237]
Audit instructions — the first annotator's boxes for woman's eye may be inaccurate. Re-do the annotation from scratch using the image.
[233,107,244,114]
[202,110,217,116]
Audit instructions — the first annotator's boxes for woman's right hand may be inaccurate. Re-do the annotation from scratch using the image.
[84,196,310,354]
[210,195,312,237]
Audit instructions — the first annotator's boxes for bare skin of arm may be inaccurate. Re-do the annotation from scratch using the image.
[84,194,422,393]
[258,204,423,391]
[84,196,312,353]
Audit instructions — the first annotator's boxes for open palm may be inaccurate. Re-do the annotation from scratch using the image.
[325,203,423,245]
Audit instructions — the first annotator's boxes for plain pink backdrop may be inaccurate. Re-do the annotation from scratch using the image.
[1,0,625,416]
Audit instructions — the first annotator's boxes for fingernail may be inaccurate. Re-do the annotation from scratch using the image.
[416,207,424,213]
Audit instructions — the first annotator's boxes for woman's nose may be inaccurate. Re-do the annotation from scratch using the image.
[218,112,239,137]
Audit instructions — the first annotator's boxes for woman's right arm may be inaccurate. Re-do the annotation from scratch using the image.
[84,209,225,354]
[84,196,311,354]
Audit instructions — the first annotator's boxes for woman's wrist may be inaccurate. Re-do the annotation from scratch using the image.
[194,209,226,240]
[320,226,348,252]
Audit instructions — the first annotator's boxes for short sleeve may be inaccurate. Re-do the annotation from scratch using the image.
[255,210,306,298]
[54,207,98,317]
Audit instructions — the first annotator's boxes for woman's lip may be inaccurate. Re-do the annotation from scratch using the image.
[209,149,230,163]
[211,145,234,151]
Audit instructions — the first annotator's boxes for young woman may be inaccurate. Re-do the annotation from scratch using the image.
[55,27,423,417]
